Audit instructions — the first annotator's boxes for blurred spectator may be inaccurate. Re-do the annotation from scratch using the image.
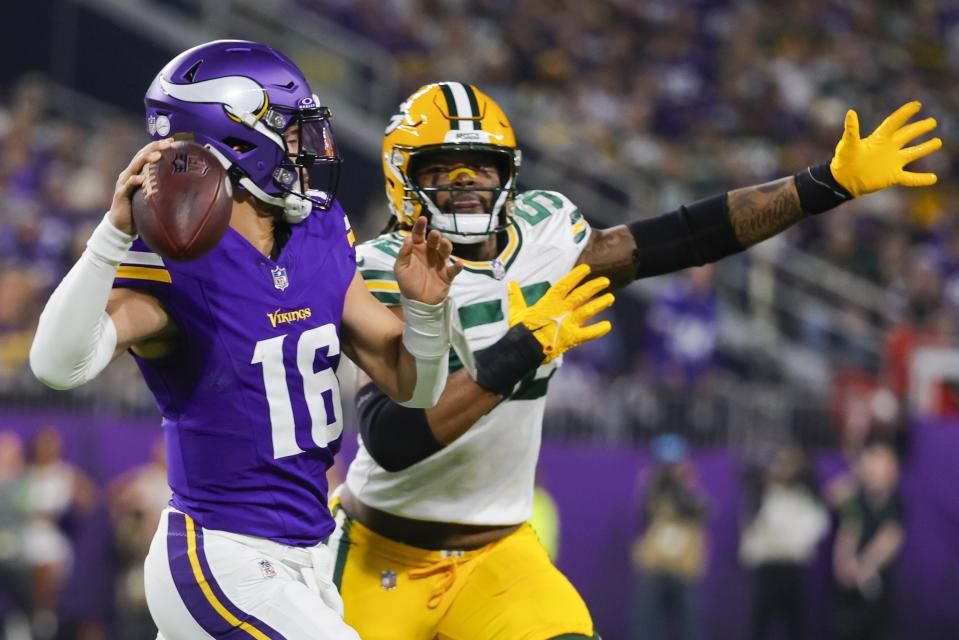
[0,431,32,638]
[833,438,905,640]
[740,447,829,640]
[0,266,41,381]
[22,426,95,640]
[882,254,959,417]
[631,434,707,640]
[645,265,719,389]
[108,438,169,640]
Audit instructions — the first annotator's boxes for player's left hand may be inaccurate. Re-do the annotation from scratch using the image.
[830,101,942,197]
[395,217,464,305]
[508,264,614,363]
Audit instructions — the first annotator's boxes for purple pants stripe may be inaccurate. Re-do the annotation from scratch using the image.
[167,512,285,639]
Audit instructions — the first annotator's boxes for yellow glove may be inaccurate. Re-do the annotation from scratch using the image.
[830,101,942,197]
[507,264,614,363]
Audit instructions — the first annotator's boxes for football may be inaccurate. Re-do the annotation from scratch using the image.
[132,141,232,261]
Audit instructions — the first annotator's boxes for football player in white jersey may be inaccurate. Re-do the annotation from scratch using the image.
[330,83,941,639]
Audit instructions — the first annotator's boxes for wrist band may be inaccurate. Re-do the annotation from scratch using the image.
[474,324,544,397]
[794,163,853,214]
[400,295,451,359]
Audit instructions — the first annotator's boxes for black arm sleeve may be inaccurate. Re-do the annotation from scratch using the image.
[355,383,444,472]
[627,193,745,279]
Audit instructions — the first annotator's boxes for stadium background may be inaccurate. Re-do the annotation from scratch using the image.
[0,0,957,638]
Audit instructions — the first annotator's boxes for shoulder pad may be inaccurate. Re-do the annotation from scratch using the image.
[512,190,589,246]
[357,232,404,305]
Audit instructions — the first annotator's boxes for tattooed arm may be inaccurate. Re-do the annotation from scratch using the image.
[575,176,807,289]
[726,177,806,247]
[575,101,943,289]
[575,225,638,289]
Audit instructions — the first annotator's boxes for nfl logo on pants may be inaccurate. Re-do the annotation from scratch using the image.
[380,570,397,591]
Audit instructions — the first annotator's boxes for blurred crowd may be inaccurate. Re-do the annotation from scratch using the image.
[3,1,959,435]
[629,433,905,640]
[312,0,959,438]
[0,76,146,406]
[0,425,169,639]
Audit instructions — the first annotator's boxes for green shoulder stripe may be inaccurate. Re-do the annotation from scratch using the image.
[363,233,405,259]
[360,269,397,282]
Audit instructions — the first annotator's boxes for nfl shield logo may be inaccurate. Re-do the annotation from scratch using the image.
[271,266,289,291]
[258,559,277,579]
[380,570,397,591]
[491,258,506,280]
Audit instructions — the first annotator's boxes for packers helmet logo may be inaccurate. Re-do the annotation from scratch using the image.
[385,113,405,135]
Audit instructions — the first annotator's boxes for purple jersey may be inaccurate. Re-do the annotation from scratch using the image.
[114,202,356,545]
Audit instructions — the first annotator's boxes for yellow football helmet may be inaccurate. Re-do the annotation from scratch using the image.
[382,82,521,243]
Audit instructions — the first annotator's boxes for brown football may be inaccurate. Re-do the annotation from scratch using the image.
[132,141,232,261]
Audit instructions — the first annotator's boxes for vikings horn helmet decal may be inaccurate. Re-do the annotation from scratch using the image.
[382,82,521,244]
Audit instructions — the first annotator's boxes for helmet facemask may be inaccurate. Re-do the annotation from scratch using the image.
[405,146,517,244]
[270,105,341,213]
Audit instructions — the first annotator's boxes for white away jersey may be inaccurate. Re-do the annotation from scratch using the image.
[345,190,591,524]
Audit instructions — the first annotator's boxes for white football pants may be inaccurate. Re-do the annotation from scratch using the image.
[144,508,360,640]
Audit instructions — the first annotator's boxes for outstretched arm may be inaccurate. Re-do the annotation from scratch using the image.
[577,101,942,288]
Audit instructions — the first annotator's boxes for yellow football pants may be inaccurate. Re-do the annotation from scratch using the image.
[329,506,596,640]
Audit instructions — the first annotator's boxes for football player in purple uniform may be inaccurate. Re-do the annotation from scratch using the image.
[29,41,462,640]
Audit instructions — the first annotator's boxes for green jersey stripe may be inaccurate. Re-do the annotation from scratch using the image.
[458,299,504,329]
[359,269,396,282]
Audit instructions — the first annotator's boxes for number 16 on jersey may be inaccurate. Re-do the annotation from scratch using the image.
[251,324,343,459]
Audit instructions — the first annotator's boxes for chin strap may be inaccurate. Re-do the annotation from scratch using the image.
[429,211,496,244]
[415,175,514,244]
[238,175,314,223]
[203,144,313,224]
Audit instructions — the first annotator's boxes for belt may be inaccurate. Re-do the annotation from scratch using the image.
[338,486,520,551]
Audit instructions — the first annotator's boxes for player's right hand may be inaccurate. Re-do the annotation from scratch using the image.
[507,264,614,363]
[829,101,942,197]
[108,138,174,235]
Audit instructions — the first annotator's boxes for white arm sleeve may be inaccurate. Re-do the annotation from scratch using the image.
[29,214,135,390]
[397,295,453,408]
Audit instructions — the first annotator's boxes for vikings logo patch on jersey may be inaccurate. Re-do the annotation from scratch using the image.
[271,265,289,291]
